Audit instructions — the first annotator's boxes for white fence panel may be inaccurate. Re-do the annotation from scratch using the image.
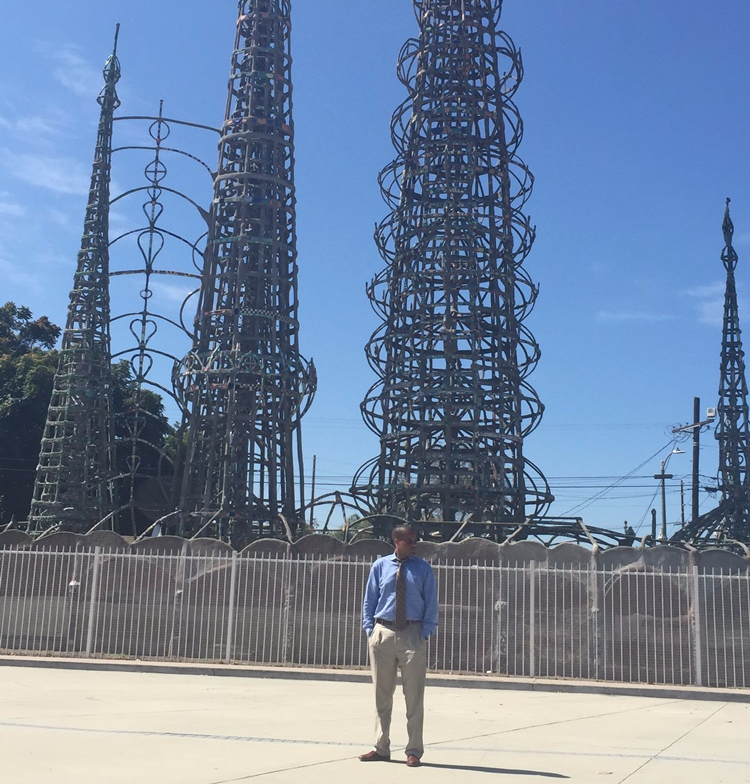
[0,547,749,688]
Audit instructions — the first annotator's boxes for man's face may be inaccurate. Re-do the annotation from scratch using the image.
[393,531,418,560]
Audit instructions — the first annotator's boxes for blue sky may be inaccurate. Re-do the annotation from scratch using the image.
[2,0,749,537]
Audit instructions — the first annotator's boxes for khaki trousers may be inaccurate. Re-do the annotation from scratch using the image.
[368,622,427,759]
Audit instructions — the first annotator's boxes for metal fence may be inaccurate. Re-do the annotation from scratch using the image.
[0,547,748,688]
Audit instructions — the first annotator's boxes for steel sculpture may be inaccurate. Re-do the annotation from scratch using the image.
[28,30,121,533]
[353,0,552,538]
[672,200,750,549]
[177,0,316,541]
[108,104,216,537]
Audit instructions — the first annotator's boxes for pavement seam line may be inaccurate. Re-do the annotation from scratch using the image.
[614,701,729,783]
[426,698,682,749]
[0,720,362,747]
[204,753,357,783]
[428,744,747,766]
[2,719,746,769]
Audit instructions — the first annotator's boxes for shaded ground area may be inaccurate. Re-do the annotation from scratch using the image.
[0,665,748,783]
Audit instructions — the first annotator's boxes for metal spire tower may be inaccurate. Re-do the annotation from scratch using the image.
[355,0,552,535]
[28,29,121,533]
[673,199,750,548]
[178,0,315,540]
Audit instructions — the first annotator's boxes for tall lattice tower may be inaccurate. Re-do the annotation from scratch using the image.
[355,0,552,535]
[177,0,315,540]
[673,200,750,548]
[28,30,121,533]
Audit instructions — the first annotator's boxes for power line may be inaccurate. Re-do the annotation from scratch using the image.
[558,439,677,517]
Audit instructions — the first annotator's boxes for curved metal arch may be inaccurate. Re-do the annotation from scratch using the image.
[110,185,210,220]
[111,145,215,178]
[109,308,196,337]
[110,268,201,281]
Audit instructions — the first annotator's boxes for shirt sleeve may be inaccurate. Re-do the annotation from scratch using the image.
[362,560,380,636]
[421,564,439,638]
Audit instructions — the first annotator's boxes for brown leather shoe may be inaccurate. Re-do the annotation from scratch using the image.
[359,750,390,762]
[406,754,422,767]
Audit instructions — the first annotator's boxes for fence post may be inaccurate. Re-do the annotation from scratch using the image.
[84,547,102,657]
[690,564,703,686]
[65,547,85,654]
[281,554,294,665]
[495,566,506,675]
[589,558,601,680]
[168,549,188,660]
[224,552,238,664]
[529,560,536,678]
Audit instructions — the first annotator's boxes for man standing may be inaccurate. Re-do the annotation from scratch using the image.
[359,524,439,768]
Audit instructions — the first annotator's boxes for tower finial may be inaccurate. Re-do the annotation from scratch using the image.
[723,197,738,271]
[100,25,122,109]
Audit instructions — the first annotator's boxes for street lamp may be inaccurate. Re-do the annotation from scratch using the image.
[654,448,685,542]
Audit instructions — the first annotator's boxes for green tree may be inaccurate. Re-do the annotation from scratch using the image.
[0,303,60,522]
[111,359,176,536]
[0,303,176,529]
[111,359,173,472]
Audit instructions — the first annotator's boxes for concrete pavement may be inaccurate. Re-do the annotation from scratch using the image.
[0,663,748,783]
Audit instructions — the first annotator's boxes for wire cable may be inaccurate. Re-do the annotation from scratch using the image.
[558,439,677,517]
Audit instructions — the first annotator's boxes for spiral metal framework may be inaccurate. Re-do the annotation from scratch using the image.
[355,0,552,536]
[108,105,215,537]
[177,0,316,541]
[28,30,121,533]
[672,200,750,550]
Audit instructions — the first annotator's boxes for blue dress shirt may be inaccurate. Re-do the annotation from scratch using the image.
[362,554,439,638]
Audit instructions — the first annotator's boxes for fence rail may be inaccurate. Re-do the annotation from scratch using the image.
[0,547,748,688]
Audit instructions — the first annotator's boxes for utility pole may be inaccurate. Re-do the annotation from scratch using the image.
[692,397,700,522]
[680,479,686,525]
[654,449,684,541]
[308,455,317,530]
[654,461,673,541]
[672,397,715,525]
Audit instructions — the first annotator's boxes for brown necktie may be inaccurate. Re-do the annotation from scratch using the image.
[395,560,407,630]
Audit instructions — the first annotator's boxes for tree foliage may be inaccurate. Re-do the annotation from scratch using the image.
[0,303,59,354]
[112,359,176,536]
[111,359,173,473]
[0,303,175,528]
[0,303,61,522]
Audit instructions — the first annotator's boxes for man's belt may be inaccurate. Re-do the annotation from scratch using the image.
[375,618,421,628]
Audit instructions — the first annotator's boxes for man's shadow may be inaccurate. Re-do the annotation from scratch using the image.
[403,761,569,777]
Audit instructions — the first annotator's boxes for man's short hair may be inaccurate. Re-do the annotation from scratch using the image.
[391,523,418,543]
